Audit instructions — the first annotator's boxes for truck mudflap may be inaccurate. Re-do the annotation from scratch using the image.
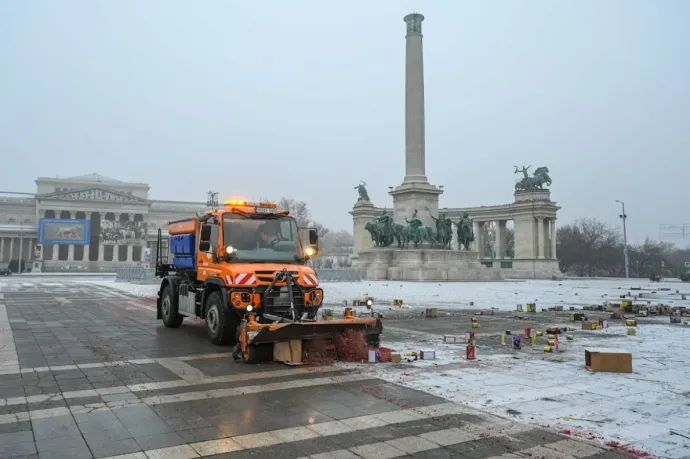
[246,318,383,345]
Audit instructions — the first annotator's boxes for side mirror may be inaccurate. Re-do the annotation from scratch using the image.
[308,229,318,246]
[199,241,211,252]
[200,224,212,242]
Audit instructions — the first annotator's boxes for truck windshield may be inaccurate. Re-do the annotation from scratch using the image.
[222,214,303,263]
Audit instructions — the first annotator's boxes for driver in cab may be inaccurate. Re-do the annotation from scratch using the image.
[257,221,283,248]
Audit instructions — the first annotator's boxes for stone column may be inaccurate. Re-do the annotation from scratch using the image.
[9,238,14,261]
[98,243,105,262]
[542,218,551,259]
[350,200,380,257]
[537,217,545,259]
[550,217,557,260]
[67,245,74,262]
[403,13,427,184]
[127,244,133,263]
[496,220,507,259]
[0,238,4,262]
[475,221,485,258]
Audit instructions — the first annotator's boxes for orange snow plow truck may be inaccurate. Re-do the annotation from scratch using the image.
[155,199,382,363]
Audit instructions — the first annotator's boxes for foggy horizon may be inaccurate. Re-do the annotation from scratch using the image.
[2,1,689,246]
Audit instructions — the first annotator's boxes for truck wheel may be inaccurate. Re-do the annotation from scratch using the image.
[205,291,239,345]
[161,285,183,328]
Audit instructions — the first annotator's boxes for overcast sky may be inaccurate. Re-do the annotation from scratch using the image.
[1,1,688,244]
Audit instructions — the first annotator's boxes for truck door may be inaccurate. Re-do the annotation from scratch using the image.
[198,217,222,282]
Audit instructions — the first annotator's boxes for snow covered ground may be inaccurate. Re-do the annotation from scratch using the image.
[350,323,690,458]
[78,277,690,311]
[41,277,690,457]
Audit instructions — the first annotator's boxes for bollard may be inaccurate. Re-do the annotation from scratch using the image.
[531,330,537,345]
[501,330,506,346]
[524,326,531,339]
[465,332,476,346]
[466,344,476,360]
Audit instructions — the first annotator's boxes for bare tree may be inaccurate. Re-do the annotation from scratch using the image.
[277,198,311,228]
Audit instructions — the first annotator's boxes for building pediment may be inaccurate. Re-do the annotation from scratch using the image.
[38,187,147,204]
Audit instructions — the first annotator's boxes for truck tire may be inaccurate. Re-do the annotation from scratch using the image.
[161,285,184,328]
[205,291,239,345]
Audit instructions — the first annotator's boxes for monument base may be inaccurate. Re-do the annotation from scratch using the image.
[352,249,563,281]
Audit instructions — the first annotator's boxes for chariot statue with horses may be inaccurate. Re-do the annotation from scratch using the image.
[514,166,552,192]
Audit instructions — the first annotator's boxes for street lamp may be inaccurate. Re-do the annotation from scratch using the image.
[616,200,629,279]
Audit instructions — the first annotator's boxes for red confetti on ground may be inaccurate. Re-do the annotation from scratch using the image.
[334,330,369,362]
[560,429,571,435]
[605,441,651,457]
[302,339,336,365]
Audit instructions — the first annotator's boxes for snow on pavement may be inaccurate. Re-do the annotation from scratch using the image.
[65,276,690,456]
[79,277,690,311]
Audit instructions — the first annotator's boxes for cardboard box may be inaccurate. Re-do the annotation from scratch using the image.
[585,348,632,373]
[581,321,597,330]
[391,353,402,363]
[273,340,302,365]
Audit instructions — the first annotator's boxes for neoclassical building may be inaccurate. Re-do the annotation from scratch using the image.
[0,174,210,272]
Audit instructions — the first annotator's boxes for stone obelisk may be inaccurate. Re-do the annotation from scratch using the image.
[390,13,442,228]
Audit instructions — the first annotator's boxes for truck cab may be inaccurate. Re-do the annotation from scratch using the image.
[155,200,323,346]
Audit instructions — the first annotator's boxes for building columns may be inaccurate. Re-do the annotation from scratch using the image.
[0,238,4,261]
[550,217,557,260]
[536,217,545,259]
[495,220,507,259]
[127,244,133,263]
[475,221,485,258]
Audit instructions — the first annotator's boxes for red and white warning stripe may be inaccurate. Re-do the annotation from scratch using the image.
[302,273,319,286]
[233,272,257,286]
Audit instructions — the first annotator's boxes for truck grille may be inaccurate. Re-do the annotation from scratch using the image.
[262,286,306,318]
[255,270,300,284]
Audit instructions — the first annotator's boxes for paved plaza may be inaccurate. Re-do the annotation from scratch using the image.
[0,279,634,458]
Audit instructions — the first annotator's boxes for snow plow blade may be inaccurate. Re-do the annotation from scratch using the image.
[249,318,382,346]
[236,317,383,364]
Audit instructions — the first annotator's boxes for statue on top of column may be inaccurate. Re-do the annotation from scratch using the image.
[514,165,552,192]
[354,181,370,201]
[456,212,475,251]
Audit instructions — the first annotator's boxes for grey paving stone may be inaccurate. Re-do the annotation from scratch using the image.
[0,440,37,458]
[514,427,569,449]
[584,451,639,459]
[0,420,33,435]
[36,434,88,452]
[88,437,141,458]
[113,405,174,437]
[134,431,186,450]
[36,443,93,459]
[31,415,81,440]
[408,449,455,459]
[183,356,282,377]
[0,429,34,445]
[176,426,227,443]
[447,436,525,458]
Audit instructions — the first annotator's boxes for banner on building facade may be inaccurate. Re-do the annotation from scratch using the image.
[100,220,148,245]
[38,219,91,245]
